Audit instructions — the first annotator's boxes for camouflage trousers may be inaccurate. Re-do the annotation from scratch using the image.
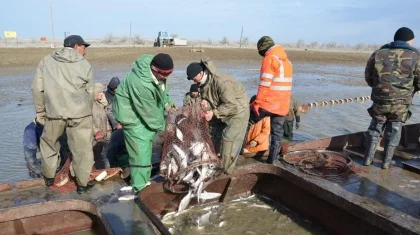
[368,103,412,123]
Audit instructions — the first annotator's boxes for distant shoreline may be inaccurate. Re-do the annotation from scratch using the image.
[0,47,370,75]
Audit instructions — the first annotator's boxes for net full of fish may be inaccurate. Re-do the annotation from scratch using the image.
[160,104,223,213]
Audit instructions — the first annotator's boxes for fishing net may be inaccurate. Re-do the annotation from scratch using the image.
[160,103,222,193]
[49,155,122,194]
[282,150,365,177]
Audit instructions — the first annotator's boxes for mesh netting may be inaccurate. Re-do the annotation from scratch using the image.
[282,150,367,177]
[50,156,122,194]
[160,103,222,193]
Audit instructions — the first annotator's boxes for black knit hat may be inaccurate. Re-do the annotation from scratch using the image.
[190,84,199,92]
[151,53,174,74]
[394,27,415,42]
[186,62,204,80]
[107,77,120,90]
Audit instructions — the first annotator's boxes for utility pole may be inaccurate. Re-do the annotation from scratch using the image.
[50,1,55,46]
[239,26,243,48]
[130,22,132,39]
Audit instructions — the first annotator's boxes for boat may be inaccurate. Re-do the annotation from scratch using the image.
[1,124,420,234]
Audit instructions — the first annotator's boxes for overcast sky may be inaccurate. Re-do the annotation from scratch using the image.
[1,0,419,45]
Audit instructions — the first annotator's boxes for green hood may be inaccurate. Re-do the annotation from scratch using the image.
[131,54,154,83]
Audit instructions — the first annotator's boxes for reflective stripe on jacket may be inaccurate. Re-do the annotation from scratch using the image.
[256,45,293,116]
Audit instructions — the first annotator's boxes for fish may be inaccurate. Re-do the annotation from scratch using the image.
[182,169,195,182]
[218,221,225,227]
[118,194,136,201]
[190,142,206,156]
[177,190,193,214]
[250,204,272,210]
[175,127,183,141]
[172,144,188,169]
[193,191,221,200]
[196,211,212,227]
[197,181,204,203]
[120,186,133,192]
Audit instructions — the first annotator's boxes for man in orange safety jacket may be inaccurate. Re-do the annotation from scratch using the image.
[248,36,293,164]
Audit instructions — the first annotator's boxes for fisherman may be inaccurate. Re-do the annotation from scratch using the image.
[31,35,95,194]
[282,95,301,143]
[23,118,44,178]
[243,95,270,153]
[104,77,122,131]
[106,128,130,179]
[113,53,177,192]
[186,58,249,173]
[183,83,201,106]
[248,36,293,164]
[23,118,69,178]
[364,27,420,169]
[92,83,112,169]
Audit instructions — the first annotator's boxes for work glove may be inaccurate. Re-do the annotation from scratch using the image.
[250,140,258,147]
[295,122,300,129]
[36,112,46,126]
[165,103,178,114]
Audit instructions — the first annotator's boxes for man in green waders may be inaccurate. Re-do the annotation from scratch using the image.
[113,53,177,192]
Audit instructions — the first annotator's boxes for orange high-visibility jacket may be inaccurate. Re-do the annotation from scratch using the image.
[246,117,270,152]
[255,45,293,116]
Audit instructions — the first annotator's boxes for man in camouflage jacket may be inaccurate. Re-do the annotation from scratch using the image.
[364,27,420,169]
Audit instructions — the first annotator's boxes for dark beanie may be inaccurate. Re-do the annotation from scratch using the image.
[186,62,204,80]
[107,77,120,90]
[250,95,257,104]
[394,27,415,42]
[257,36,275,52]
[151,53,174,73]
[190,84,199,92]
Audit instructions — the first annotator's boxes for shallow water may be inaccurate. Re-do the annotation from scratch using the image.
[1,62,420,183]
[161,194,326,235]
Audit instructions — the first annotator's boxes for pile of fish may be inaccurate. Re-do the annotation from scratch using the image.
[160,112,222,213]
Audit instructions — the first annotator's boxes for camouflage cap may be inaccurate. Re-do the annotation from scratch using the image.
[257,36,275,51]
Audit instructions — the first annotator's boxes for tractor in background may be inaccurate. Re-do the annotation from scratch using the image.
[154,31,187,47]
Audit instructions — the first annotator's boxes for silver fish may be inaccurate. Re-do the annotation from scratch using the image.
[194,191,221,200]
[197,181,204,203]
[190,142,205,156]
[196,211,212,227]
[172,144,188,169]
[177,190,192,214]
[175,127,183,141]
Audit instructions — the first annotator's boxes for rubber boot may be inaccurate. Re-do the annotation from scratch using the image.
[382,122,402,169]
[77,180,96,194]
[363,135,379,166]
[363,119,384,166]
[267,140,281,164]
[221,140,235,174]
[382,146,396,169]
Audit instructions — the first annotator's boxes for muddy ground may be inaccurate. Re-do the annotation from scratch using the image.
[0,47,370,71]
